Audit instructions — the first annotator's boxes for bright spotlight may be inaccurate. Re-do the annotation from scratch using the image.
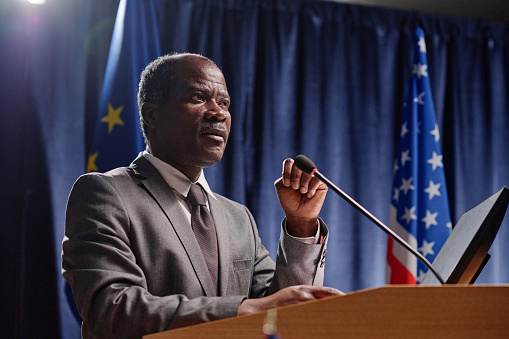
[28,0,46,4]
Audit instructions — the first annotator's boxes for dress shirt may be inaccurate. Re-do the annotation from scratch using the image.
[142,151,320,244]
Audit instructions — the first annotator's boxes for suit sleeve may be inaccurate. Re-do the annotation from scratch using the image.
[245,205,328,297]
[62,174,244,339]
[268,220,328,293]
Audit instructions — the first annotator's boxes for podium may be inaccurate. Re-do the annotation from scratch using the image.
[145,187,509,338]
[145,285,509,338]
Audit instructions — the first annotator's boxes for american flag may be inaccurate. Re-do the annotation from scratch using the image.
[386,27,452,284]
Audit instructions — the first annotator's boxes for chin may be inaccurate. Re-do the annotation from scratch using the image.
[195,150,225,168]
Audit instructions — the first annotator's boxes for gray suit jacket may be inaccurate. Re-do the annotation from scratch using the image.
[62,155,327,338]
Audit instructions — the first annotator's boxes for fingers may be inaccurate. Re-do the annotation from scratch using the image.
[238,285,344,315]
[311,286,345,298]
[282,158,295,187]
[283,285,344,303]
[306,176,325,198]
[281,158,321,198]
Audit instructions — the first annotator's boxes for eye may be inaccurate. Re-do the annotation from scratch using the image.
[191,93,205,102]
[218,100,230,109]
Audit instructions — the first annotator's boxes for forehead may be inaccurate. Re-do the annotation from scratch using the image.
[174,57,228,93]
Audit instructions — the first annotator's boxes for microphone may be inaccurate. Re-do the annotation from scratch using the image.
[294,154,445,285]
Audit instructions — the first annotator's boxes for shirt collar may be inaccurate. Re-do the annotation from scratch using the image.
[142,150,216,200]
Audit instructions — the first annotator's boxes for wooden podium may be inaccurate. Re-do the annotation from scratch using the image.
[144,285,509,338]
[144,187,509,338]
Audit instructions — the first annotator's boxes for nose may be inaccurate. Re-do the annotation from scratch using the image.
[204,100,229,121]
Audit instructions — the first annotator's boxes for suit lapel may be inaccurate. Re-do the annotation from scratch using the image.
[208,194,230,296]
[129,154,216,296]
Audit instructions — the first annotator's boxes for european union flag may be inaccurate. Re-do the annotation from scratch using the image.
[66,0,162,329]
[387,27,452,284]
[87,0,161,173]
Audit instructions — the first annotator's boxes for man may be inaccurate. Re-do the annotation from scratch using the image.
[62,53,341,338]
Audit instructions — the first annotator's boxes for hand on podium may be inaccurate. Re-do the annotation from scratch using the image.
[237,285,343,316]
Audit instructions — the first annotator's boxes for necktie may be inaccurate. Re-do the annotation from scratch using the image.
[187,183,218,290]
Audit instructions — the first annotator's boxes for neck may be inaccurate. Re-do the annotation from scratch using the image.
[146,148,202,182]
[174,164,201,183]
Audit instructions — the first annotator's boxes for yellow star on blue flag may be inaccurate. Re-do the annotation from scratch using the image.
[87,152,99,173]
[101,103,124,133]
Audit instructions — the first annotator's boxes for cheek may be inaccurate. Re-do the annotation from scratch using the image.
[226,115,232,131]
[173,112,201,132]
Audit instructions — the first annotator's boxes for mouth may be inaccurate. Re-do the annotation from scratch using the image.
[200,127,228,142]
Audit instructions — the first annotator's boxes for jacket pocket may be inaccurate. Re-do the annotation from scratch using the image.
[230,259,252,295]
[233,259,252,271]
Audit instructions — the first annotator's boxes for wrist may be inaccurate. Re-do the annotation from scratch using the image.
[238,297,271,316]
[285,216,319,238]
[238,298,253,316]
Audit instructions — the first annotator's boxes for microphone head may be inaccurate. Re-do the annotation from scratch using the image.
[294,155,317,174]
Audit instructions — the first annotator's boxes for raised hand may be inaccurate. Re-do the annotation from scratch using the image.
[274,158,328,238]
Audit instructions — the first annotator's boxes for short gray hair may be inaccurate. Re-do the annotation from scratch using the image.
[137,52,214,145]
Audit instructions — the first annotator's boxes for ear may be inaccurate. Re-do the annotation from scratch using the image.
[141,103,159,128]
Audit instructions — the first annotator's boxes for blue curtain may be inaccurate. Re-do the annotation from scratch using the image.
[1,0,508,337]
[157,0,509,289]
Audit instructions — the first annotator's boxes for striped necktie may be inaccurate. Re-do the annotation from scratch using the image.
[187,183,218,291]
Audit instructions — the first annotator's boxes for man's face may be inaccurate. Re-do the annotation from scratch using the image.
[150,56,231,176]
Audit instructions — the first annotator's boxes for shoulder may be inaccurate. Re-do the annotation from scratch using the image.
[73,167,134,185]
[69,167,138,199]
[212,192,249,211]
